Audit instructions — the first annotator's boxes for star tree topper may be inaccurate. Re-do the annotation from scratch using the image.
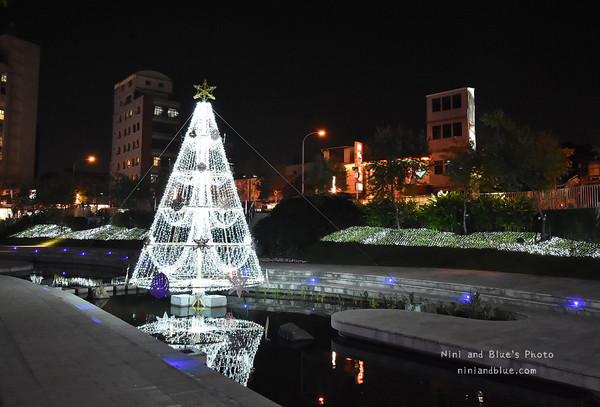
[193,79,216,101]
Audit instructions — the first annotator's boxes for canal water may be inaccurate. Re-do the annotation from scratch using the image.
[99,293,600,407]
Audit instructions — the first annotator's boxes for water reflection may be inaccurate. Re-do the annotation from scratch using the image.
[138,312,263,386]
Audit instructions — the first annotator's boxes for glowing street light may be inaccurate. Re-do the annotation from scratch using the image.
[301,130,326,195]
[73,155,96,175]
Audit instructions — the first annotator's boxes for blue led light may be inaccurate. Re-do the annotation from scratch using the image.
[244,304,248,309]
[308,277,318,285]
[91,318,102,324]
[385,277,396,285]
[77,304,95,310]
[62,271,66,276]
[32,249,39,253]
[61,248,68,252]
[78,252,86,256]
[567,298,584,308]
[106,251,112,255]
[12,246,18,250]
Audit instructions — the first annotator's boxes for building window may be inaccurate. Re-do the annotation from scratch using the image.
[0,73,6,95]
[136,106,141,114]
[135,157,140,165]
[453,122,462,137]
[117,146,121,154]
[154,106,164,116]
[128,80,132,87]
[136,139,140,148]
[158,82,164,88]
[153,156,161,167]
[452,93,462,109]
[0,109,4,121]
[442,124,452,138]
[434,161,444,174]
[167,108,179,118]
[442,96,451,110]
[432,98,441,112]
[145,80,151,85]
[137,123,140,131]
[118,130,121,138]
[122,160,126,169]
[126,159,131,168]
[117,162,120,170]
[432,125,441,140]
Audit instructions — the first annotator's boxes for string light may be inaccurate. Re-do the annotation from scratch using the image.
[323,226,600,258]
[129,101,264,293]
[139,313,263,386]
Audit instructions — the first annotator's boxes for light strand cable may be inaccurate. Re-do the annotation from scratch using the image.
[116,113,194,211]
[212,107,382,268]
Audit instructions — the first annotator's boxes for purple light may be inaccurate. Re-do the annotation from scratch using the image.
[32,249,39,253]
[12,246,18,250]
[308,277,317,285]
[78,252,86,256]
[62,271,66,276]
[106,251,112,255]
[91,318,102,324]
[385,277,395,285]
[243,304,248,309]
[61,248,68,252]
[567,298,584,308]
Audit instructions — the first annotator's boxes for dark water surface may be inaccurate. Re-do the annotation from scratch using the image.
[100,294,600,407]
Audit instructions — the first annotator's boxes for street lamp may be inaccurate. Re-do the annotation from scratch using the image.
[73,155,96,175]
[301,130,326,195]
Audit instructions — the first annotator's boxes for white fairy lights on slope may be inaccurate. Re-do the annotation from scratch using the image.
[129,97,264,293]
[139,314,263,386]
[322,226,600,258]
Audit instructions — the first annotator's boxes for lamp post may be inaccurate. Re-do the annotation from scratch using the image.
[301,130,326,195]
[73,155,96,176]
[72,155,96,206]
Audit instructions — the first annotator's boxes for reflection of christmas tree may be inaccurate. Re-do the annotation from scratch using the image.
[139,314,263,386]
[130,81,264,293]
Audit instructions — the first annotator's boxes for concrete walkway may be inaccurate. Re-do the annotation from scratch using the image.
[0,262,278,406]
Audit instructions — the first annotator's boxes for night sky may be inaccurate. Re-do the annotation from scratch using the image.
[2,1,599,177]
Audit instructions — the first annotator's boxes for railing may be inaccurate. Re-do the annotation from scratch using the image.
[400,185,600,211]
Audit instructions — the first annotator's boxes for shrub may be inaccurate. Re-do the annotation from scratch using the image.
[363,199,420,228]
[419,191,463,233]
[253,194,364,258]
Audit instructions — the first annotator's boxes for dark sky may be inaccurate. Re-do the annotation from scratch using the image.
[3,1,600,176]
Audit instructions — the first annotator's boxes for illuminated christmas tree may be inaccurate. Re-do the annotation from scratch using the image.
[130,81,264,293]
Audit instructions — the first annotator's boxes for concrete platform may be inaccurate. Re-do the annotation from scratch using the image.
[0,274,279,406]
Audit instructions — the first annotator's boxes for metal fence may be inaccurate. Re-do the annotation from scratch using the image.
[401,185,600,211]
[497,185,600,210]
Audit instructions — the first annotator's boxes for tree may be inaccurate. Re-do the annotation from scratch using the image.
[305,154,348,194]
[444,146,481,234]
[365,125,428,228]
[480,110,573,240]
[129,98,264,293]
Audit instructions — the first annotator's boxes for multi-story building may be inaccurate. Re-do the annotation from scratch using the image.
[110,70,181,186]
[425,87,476,191]
[0,33,40,190]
